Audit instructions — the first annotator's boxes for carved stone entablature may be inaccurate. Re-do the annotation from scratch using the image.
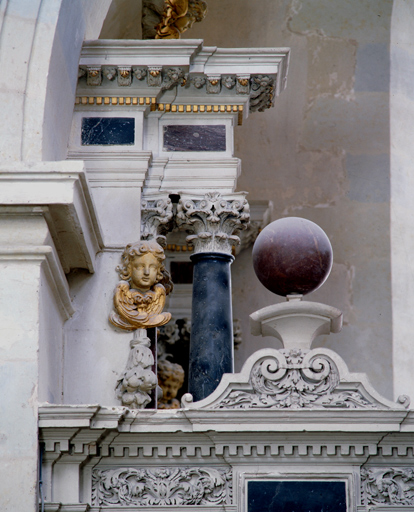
[91,466,232,507]
[77,41,290,113]
[141,195,174,247]
[361,467,414,508]
[176,191,250,254]
[181,347,410,411]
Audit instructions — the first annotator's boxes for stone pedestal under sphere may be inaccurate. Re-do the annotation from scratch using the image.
[252,217,333,296]
[189,252,234,402]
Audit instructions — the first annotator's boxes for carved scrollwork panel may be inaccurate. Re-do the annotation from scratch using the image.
[361,467,414,508]
[92,467,232,507]
[250,75,275,112]
[213,349,379,410]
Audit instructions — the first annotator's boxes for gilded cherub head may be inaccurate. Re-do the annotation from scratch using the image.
[117,240,172,294]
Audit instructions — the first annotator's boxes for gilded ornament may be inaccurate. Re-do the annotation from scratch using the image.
[150,69,161,77]
[155,0,207,39]
[110,240,173,331]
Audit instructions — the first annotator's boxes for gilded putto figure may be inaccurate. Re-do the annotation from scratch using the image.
[110,240,173,331]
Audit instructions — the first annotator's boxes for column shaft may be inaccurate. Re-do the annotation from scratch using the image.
[189,252,234,401]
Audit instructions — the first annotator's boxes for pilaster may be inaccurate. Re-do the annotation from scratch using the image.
[0,162,102,511]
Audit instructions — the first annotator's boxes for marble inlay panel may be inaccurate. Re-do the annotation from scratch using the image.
[247,481,346,512]
[81,117,135,145]
[163,125,226,151]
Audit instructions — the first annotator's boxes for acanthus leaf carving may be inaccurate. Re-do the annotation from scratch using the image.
[361,467,414,508]
[141,196,174,248]
[176,191,250,254]
[213,349,379,410]
[250,75,274,112]
[92,466,232,507]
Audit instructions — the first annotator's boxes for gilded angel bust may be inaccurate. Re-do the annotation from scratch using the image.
[110,240,173,330]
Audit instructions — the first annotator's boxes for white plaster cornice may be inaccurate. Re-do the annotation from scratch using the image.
[0,161,103,273]
[76,41,290,114]
[81,40,204,67]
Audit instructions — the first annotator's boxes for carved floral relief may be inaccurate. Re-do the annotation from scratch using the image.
[361,467,414,508]
[212,349,379,410]
[92,467,232,507]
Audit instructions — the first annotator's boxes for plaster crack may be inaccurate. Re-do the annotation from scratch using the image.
[361,408,411,468]
[91,430,122,471]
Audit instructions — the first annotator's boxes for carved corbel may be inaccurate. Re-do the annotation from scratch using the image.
[141,195,174,247]
[148,66,163,87]
[236,75,250,95]
[118,66,132,86]
[206,75,221,94]
[176,191,250,254]
[86,66,102,86]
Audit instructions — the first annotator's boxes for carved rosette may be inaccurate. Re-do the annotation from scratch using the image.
[213,349,379,410]
[176,192,250,254]
[92,467,232,507]
[141,195,174,247]
[361,467,414,508]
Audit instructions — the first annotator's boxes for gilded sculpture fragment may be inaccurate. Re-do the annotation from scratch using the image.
[110,240,173,331]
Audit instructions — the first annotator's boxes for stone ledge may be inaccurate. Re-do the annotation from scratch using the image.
[0,161,103,273]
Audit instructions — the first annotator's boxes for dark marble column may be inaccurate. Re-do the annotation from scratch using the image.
[177,192,250,401]
[189,252,234,401]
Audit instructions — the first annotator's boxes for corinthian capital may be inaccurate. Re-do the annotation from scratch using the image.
[141,194,174,247]
[176,192,250,254]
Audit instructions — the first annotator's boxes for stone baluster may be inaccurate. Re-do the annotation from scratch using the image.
[176,191,250,401]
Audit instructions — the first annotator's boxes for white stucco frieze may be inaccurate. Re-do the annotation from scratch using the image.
[91,466,232,507]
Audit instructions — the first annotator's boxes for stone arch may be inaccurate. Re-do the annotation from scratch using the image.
[0,0,112,163]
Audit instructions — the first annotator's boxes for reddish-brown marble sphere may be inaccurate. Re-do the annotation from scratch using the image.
[252,217,333,296]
